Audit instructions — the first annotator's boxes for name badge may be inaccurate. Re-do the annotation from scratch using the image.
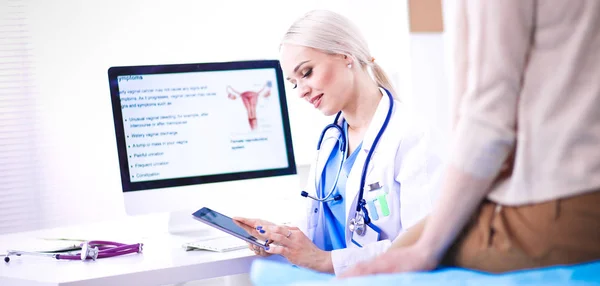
[364,181,383,192]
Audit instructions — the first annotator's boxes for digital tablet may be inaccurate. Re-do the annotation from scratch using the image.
[191,207,268,249]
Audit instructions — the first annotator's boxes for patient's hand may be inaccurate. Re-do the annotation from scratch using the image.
[339,244,438,278]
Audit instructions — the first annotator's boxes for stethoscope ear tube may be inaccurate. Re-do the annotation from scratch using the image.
[355,89,394,216]
[312,117,347,202]
[316,112,344,151]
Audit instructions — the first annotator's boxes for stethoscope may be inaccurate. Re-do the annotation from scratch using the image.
[301,88,394,236]
[3,240,143,263]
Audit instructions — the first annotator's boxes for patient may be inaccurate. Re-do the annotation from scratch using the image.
[342,0,600,277]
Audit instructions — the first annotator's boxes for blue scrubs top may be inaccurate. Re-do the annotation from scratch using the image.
[314,121,362,251]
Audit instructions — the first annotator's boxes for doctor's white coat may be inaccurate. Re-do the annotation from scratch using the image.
[298,90,444,275]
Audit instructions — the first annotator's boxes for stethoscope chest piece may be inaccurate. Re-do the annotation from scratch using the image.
[80,242,99,261]
[349,212,366,236]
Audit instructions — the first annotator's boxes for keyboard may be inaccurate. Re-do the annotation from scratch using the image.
[182,236,248,252]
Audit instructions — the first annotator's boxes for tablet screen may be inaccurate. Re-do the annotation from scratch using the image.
[192,207,264,246]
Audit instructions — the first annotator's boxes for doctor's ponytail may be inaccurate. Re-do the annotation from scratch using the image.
[369,60,397,99]
[281,10,399,99]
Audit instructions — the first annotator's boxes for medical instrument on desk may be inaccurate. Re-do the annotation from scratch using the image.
[300,88,394,236]
[4,240,143,263]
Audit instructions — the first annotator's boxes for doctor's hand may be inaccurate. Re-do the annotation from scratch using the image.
[260,225,334,274]
[232,217,276,257]
[338,243,439,278]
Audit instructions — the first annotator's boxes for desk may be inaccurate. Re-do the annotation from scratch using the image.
[0,212,290,286]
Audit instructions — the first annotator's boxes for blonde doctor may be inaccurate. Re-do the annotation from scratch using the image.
[233,10,442,275]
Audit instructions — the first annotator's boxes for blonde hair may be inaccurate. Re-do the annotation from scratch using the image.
[281,10,398,98]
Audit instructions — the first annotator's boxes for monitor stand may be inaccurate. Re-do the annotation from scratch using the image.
[122,174,303,236]
[167,209,212,237]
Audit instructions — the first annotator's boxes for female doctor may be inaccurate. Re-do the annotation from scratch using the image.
[233,9,442,275]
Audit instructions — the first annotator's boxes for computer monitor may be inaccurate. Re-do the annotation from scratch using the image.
[108,60,299,233]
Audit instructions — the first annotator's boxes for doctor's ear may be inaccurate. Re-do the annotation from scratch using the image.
[341,54,354,69]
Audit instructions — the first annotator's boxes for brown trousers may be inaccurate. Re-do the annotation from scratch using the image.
[442,190,600,273]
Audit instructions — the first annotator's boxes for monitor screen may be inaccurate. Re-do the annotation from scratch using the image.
[108,60,296,192]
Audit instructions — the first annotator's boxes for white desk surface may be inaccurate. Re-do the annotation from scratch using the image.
[0,212,287,286]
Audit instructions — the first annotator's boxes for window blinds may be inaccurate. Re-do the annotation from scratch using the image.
[0,0,41,234]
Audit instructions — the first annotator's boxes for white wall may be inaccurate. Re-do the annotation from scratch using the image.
[409,34,450,140]
[0,0,412,233]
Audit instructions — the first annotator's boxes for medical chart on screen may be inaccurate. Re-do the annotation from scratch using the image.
[116,69,289,182]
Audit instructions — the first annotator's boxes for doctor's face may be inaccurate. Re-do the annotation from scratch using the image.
[280,44,355,116]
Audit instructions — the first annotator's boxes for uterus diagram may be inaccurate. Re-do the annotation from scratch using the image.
[226,81,272,131]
